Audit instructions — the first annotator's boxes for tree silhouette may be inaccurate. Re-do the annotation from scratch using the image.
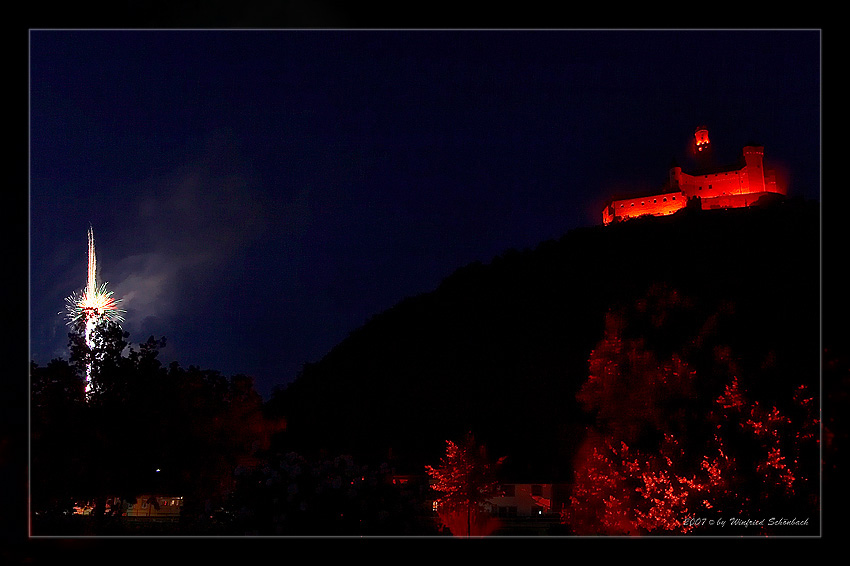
[30,359,87,518]
[31,323,283,534]
[425,432,505,537]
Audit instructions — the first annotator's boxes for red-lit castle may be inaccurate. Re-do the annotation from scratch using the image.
[602,126,786,225]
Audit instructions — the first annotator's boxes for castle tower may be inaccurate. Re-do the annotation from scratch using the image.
[742,145,766,193]
[693,125,713,171]
[694,126,710,153]
[668,163,683,191]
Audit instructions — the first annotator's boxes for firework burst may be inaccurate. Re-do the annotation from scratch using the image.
[64,226,125,398]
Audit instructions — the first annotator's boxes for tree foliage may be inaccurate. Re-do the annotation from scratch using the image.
[565,286,820,535]
[425,432,506,537]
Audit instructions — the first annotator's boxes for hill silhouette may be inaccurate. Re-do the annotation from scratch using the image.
[266,197,821,482]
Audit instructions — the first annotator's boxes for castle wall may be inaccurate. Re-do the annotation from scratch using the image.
[764,168,784,195]
[680,167,752,200]
[603,190,685,224]
[700,192,776,210]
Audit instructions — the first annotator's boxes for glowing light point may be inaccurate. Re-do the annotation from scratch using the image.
[694,125,710,152]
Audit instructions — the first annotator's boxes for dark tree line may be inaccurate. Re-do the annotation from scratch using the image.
[222,451,440,536]
[30,321,282,535]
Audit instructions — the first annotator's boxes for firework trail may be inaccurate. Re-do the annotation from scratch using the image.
[64,225,125,398]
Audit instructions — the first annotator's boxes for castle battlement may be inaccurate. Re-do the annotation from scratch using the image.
[602,128,786,225]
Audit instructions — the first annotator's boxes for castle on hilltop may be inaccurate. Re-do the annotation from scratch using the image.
[602,126,787,225]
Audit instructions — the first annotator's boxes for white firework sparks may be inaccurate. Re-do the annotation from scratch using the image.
[64,226,125,398]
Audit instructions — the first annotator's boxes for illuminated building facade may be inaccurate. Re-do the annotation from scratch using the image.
[488,483,557,519]
[123,495,183,522]
[602,127,786,225]
[71,495,183,522]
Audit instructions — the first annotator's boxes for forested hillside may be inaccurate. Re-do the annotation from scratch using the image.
[267,198,821,483]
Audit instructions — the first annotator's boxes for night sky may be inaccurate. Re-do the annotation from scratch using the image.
[29,29,821,400]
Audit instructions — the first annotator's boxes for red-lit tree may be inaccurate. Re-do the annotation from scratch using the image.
[425,432,506,537]
[565,286,819,536]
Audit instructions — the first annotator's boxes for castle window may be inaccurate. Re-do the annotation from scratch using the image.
[641,202,645,206]
[653,199,657,203]
[672,196,676,200]
[663,197,667,202]
[630,203,634,207]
